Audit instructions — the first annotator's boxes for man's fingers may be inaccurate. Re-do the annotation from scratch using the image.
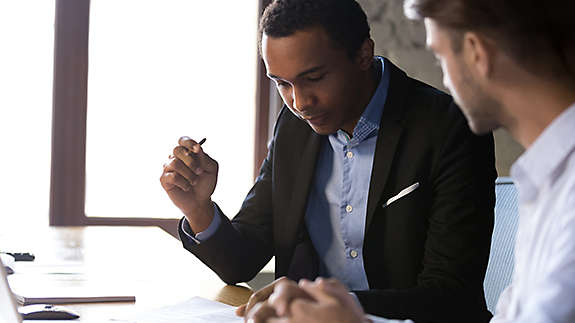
[235,304,247,317]
[164,158,199,185]
[175,138,218,174]
[178,136,200,152]
[289,298,318,322]
[310,278,355,305]
[160,171,192,192]
[199,150,218,173]
[297,280,339,304]
[268,280,313,316]
[244,302,278,323]
[267,318,291,323]
[173,146,201,172]
[309,278,346,294]
[241,277,288,317]
[244,289,272,317]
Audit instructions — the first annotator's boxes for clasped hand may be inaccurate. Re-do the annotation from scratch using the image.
[238,277,370,323]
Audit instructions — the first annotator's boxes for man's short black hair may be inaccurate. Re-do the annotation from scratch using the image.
[259,0,371,59]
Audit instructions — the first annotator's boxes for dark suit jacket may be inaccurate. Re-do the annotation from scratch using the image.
[179,59,497,323]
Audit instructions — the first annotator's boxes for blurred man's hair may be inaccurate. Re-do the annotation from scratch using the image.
[404,0,575,81]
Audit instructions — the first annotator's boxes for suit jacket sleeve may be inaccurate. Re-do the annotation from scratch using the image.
[356,99,496,323]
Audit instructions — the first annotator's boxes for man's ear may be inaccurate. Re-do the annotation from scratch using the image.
[462,32,493,79]
[356,38,375,70]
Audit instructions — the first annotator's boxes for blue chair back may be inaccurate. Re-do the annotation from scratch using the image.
[483,177,519,313]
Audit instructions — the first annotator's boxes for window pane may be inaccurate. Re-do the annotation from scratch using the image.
[86,1,258,219]
[0,1,54,230]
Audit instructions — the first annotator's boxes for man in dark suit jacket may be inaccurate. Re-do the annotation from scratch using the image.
[160,0,496,322]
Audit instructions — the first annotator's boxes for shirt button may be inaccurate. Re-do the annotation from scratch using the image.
[346,205,353,213]
[350,250,358,258]
[346,151,354,159]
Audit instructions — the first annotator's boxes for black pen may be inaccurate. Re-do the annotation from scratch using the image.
[185,138,206,156]
[169,138,206,160]
[1,252,35,261]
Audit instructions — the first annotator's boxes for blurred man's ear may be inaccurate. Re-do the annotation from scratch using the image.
[356,38,375,70]
[463,32,494,79]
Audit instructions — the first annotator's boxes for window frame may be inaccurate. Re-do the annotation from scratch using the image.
[49,0,272,237]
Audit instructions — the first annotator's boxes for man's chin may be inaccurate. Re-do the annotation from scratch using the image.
[468,118,499,135]
[306,122,338,135]
[310,127,336,135]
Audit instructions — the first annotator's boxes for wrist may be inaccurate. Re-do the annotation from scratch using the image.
[183,199,214,233]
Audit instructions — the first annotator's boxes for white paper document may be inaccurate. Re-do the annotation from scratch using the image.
[9,273,136,305]
[110,297,242,323]
[110,297,414,323]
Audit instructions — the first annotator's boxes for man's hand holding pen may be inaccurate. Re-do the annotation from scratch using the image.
[160,136,218,233]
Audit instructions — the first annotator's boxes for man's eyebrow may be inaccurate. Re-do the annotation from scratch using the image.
[296,65,326,78]
[267,65,326,80]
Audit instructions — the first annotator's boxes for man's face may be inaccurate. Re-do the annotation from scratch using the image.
[262,26,368,135]
[424,18,500,134]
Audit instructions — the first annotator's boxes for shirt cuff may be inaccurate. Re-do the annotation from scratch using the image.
[180,203,221,244]
[365,314,414,323]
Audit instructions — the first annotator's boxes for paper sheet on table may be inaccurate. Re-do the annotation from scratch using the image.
[110,296,414,323]
[110,297,241,323]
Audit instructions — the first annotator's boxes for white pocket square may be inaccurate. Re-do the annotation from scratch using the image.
[382,182,420,208]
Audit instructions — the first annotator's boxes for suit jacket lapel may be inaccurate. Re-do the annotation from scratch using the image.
[287,132,322,238]
[365,60,411,234]
[276,127,322,274]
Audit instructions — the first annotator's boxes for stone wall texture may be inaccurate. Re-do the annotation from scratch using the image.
[357,0,524,175]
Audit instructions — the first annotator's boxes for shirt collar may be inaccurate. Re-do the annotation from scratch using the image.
[334,56,390,144]
[511,102,575,201]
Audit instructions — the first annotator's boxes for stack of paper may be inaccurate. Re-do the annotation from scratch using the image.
[8,272,135,305]
[110,297,241,323]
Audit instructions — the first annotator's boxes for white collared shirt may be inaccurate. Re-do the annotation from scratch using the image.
[492,103,575,322]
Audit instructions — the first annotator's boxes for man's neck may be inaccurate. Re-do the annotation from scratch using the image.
[504,79,575,148]
[341,58,382,136]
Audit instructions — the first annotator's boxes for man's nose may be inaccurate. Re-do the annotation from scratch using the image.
[292,87,313,113]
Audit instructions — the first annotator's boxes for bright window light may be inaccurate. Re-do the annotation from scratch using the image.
[85,1,258,219]
[0,1,55,230]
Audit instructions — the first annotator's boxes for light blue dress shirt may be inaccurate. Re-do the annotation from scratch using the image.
[305,57,389,290]
[181,57,390,291]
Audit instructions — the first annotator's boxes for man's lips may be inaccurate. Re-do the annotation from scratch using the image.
[303,112,328,123]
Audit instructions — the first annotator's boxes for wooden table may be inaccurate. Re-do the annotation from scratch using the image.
[0,226,253,322]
